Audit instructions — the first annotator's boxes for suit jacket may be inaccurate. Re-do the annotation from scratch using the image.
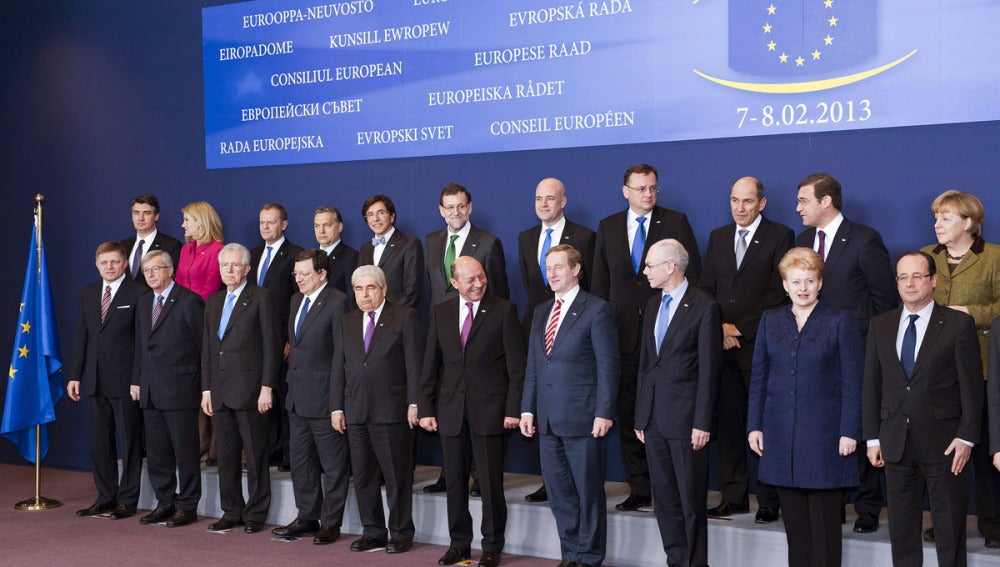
[249,239,304,343]
[68,278,144,397]
[285,285,348,419]
[418,295,525,437]
[330,302,424,424]
[699,216,794,372]
[863,303,982,464]
[517,219,596,331]
[121,232,183,288]
[521,290,620,437]
[133,284,204,410]
[749,302,863,489]
[175,240,223,301]
[986,317,1000,454]
[426,225,509,306]
[634,285,721,439]
[327,241,359,306]
[796,218,897,336]
[201,284,282,411]
[358,228,424,309]
[592,206,702,354]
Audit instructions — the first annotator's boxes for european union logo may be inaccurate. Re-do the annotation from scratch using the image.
[729,1,876,76]
[1,219,63,463]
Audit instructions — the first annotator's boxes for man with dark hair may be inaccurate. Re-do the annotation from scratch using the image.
[121,194,182,288]
[314,206,358,302]
[358,194,424,309]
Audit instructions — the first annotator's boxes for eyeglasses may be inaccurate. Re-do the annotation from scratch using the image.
[142,265,169,275]
[626,185,659,194]
[895,273,931,283]
[219,262,247,270]
[644,259,672,270]
[365,209,390,219]
[441,203,470,213]
[292,271,318,278]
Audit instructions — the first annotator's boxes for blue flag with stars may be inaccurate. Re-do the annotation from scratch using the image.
[2,218,63,463]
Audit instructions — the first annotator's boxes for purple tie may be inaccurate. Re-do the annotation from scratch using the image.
[817,229,827,261]
[364,311,376,353]
[461,302,474,350]
[151,295,164,327]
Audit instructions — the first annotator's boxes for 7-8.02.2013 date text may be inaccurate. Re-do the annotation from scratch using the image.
[736,99,871,129]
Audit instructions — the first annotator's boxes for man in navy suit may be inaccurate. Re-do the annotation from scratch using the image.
[313,205,359,305]
[521,244,620,567]
[357,195,424,309]
[636,239,721,567]
[121,194,182,288]
[796,172,897,532]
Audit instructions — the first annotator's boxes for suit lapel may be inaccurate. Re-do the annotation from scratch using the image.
[223,286,254,339]
[102,281,131,330]
[379,231,404,268]
[150,292,178,335]
[466,296,492,348]
[738,219,769,274]
[642,208,667,261]
[909,304,945,381]
[365,302,394,360]
[657,288,695,360]
[295,287,332,342]
[551,293,587,355]
[824,220,850,268]
[464,227,482,258]
[949,250,981,280]
[263,241,287,287]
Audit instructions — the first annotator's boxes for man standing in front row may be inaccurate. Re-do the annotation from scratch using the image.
[419,257,526,567]
[864,251,982,567]
[201,243,281,534]
[271,250,350,544]
[332,265,424,554]
[636,239,721,567]
[131,250,204,528]
[521,245,620,567]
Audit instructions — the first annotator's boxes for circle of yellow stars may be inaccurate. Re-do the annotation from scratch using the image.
[762,1,838,68]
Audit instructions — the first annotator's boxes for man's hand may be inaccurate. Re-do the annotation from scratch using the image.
[839,437,857,457]
[748,430,763,457]
[407,405,419,429]
[691,428,710,451]
[283,342,291,361]
[592,417,613,438]
[67,380,81,402]
[722,323,742,350]
[129,385,140,402]
[945,439,972,475]
[330,412,346,434]
[503,417,520,430]
[201,393,213,417]
[867,445,884,468]
[635,429,645,444]
[419,417,437,432]
[257,386,273,414]
[520,415,535,438]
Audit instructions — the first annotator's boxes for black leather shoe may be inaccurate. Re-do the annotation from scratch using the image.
[313,525,340,545]
[272,518,319,537]
[204,458,217,467]
[438,547,471,565]
[755,507,780,523]
[244,520,264,533]
[479,552,501,567]
[853,512,879,533]
[423,477,447,493]
[208,518,243,532]
[556,561,575,567]
[277,459,291,473]
[109,504,137,519]
[386,538,413,553]
[76,501,116,517]
[985,538,1000,549]
[525,484,548,502]
[707,501,749,518]
[350,536,387,552]
[615,495,651,511]
[165,510,198,528]
[470,479,482,497]
[923,527,935,543]
[140,506,175,525]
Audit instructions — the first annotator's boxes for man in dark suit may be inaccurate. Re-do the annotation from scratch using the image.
[331,265,424,554]
[521,244,620,567]
[121,194,182,288]
[358,194,424,309]
[699,176,794,522]
[131,250,204,528]
[201,243,281,534]
[864,251,982,567]
[795,172,898,532]
[419,257,525,567]
[249,202,303,471]
[271,250,350,545]
[67,242,145,520]
[592,163,701,511]
[635,239,720,567]
[313,205,358,304]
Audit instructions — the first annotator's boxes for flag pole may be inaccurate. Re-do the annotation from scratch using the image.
[15,194,61,511]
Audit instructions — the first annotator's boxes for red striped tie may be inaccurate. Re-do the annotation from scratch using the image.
[100,285,111,323]
[544,299,562,356]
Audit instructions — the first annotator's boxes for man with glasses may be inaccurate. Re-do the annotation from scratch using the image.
[591,163,701,512]
[358,194,424,309]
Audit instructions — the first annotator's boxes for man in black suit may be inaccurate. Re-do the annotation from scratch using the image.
[249,202,303,472]
[699,177,794,522]
[131,250,204,528]
[313,205,358,304]
[592,163,701,511]
[635,239,720,567]
[67,242,145,520]
[795,172,897,532]
[521,244,620,567]
[358,194,424,309]
[271,250,350,545]
[121,194,182,288]
[419,257,525,567]
[201,243,281,534]
[332,265,424,554]
[864,251,982,567]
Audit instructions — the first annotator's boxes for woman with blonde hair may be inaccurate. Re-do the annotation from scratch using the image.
[176,201,224,301]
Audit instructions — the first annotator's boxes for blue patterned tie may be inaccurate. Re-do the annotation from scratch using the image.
[901,314,918,377]
[631,217,646,273]
[218,293,236,340]
[655,294,673,354]
[258,245,272,287]
[295,297,310,339]
[540,228,553,286]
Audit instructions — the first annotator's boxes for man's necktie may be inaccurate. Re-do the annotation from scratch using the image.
[901,314,919,377]
[655,294,673,354]
[295,297,310,339]
[544,299,563,356]
[631,217,647,273]
[258,245,272,286]
[540,228,553,286]
[100,285,111,323]
[364,311,376,352]
[817,229,827,262]
[735,229,749,268]
[132,239,145,278]
[218,293,236,340]
[444,234,459,281]
[151,294,164,327]
[460,302,474,350]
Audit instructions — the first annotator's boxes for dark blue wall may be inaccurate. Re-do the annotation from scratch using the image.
[1,2,998,476]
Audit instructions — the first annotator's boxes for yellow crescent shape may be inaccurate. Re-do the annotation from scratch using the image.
[693,49,918,94]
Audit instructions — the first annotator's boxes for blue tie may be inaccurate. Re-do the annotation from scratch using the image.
[371,236,386,247]
[632,217,647,273]
[295,297,310,339]
[540,228,553,286]
[901,314,918,377]
[258,246,272,287]
[655,294,673,354]
[218,293,236,340]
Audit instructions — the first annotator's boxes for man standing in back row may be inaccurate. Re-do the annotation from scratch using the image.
[121,194,182,288]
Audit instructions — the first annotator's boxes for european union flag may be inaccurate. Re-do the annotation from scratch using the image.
[729,1,876,77]
[1,218,63,463]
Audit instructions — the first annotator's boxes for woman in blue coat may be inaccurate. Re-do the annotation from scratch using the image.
[748,247,863,567]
